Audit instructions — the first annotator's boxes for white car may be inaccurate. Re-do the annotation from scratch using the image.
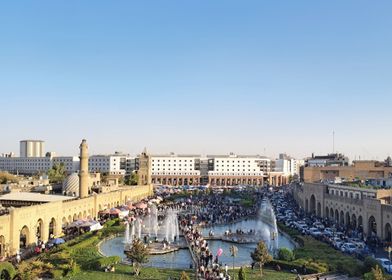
[324,228,334,236]
[376,258,392,273]
[313,222,325,230]
[341,243,357,254]
[331,237,343,249]
[309,227,322,237]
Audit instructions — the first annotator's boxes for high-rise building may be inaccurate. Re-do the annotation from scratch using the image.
[20,140,45,157]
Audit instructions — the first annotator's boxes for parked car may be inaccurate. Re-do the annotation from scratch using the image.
[376,258,392,273]
[341,243,357,254]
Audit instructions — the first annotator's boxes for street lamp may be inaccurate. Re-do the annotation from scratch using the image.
[230,245,238,280]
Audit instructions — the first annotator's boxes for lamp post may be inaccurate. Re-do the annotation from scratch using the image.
[230,245,238,280]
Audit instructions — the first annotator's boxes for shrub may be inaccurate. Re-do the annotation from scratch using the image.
[267,260,320,274]
[238,266,247,280]
[96,256,121,270]
[0,262,16,280]
[365,265,386,280]
[363,256,383,274]
[17,260,54,280]
[277,248,295,261]
[180,271,191,280]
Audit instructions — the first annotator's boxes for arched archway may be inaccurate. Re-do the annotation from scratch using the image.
[305,199,309,212]
[345,212,351,227]
[335,209,339,223]
[20,226,29,248]
[62,217,68,227]
[325,207,329,219]
[310,195,316,214]
[78,212,83,219]
[340,211,344,225]
[358,216,363,232]
[49,217,56,238]
[36,219,44,242]
[83,210,87,218]
[68,215,72,223]
[368,216,377,236]
[330,208,334,220]
[0,235,5,257]
[351,214,357,229]
[317,202,321,217]
[73,214,77,221]
[385,223,392,242]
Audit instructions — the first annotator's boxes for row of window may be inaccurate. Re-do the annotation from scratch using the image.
[152,159,194,162]
[216,169,257,172]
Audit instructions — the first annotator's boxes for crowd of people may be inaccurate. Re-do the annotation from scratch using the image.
[165,190,265,280]
[181,218,231,280]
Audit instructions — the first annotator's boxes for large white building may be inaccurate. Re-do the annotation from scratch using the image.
[207,153,272,186]
[208,153,270,177]
[274,153,304,177]
[151,154,200,176]
[151,154,201,185]
[88,155,126,175]
[0,156,80,175]
[149,153,289,187]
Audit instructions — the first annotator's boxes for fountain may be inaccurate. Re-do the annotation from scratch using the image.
[143,204,159,238]
[136,217,142,240]
[124,221,130,244]
[258,199,279,252]
[163,208,179,243]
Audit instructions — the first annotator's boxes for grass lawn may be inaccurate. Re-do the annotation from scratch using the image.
[64,267,295,280]
[64,266,194,280]
[229,267,296,280]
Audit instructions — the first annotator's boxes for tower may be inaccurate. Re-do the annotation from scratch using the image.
[138,147,151,185]
[79,139,89,198]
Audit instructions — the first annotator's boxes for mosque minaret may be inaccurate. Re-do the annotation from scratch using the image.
[79,139,89,198]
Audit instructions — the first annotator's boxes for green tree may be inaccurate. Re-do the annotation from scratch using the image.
[180,271,190,280]
[0,172,19,184]
[47,163,66,183]
[251,241,272,277]
[125,172,139,186]
[124,239,149,276]
[238,266,247,280]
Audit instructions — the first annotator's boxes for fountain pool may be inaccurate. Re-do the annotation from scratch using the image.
[100,218,295,269]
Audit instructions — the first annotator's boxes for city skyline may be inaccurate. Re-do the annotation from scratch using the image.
[1,1,392,159]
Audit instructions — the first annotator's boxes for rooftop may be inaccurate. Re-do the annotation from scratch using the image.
[0,192,74,203]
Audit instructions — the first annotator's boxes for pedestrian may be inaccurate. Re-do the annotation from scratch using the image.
[225,264,228,275]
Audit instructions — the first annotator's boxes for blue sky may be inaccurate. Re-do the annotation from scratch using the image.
[1,1,391,160]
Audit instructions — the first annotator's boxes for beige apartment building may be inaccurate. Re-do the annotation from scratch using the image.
[303,160,392,183]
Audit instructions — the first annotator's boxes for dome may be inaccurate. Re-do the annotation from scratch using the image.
[62,173,79,197]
